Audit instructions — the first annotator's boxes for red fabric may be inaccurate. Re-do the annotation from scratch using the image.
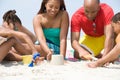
[71,3,114,37]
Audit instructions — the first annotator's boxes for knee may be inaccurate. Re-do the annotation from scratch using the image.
[7,37,16,44]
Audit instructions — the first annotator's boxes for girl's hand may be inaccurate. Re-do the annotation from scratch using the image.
[46,49,53,61]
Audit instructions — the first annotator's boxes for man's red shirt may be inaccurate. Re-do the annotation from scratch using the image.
[71,3,114,37]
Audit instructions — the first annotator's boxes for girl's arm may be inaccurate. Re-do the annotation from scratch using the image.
[33,15,52,55]
[60,11,69,58]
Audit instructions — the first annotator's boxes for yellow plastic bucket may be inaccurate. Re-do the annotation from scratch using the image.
[22,55,32,64]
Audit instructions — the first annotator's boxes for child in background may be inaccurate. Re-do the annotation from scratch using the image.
[2,10,37,43]
[0,10,44,63]
[0,27,42,62]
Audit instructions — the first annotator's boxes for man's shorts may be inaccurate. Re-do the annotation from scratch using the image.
[79,35,105,56]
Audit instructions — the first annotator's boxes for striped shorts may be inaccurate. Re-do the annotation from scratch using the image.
[47,42,60,54]
[35,40,60,54]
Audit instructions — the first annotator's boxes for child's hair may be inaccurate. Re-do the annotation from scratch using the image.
[3,10,22,25]
[112,12,120,23]
[38,0,66,14]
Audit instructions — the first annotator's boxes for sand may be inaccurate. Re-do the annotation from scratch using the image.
[0,60,120,80]
[0,40,120,80]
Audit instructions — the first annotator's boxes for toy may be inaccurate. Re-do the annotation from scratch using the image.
[28,53,40,67]
[22,55,32,64]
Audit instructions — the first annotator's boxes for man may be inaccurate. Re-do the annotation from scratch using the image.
[71,0,114,60]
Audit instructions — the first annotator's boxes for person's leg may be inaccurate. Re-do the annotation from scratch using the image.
[0,38,18,62]
[12,40,31,55]
[5,38,37,61]
[1,37,33,62]
[4,50,22,61]
[9,43,46,61]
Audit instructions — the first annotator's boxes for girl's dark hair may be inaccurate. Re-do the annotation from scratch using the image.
[112,12,120,23]
[38,0,66,14]
[3,10,22,25]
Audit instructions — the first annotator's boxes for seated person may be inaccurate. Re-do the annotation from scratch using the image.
[2,10,37,43]
[0,27,44,62]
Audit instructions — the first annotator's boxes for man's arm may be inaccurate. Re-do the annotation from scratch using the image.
[60,11,69,57]
[71,32,91,59]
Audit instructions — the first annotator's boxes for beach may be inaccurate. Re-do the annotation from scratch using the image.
[0,40,120,80]
[0,60,120,80]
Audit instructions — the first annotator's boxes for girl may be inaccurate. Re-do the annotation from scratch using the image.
[33,0,69,60]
